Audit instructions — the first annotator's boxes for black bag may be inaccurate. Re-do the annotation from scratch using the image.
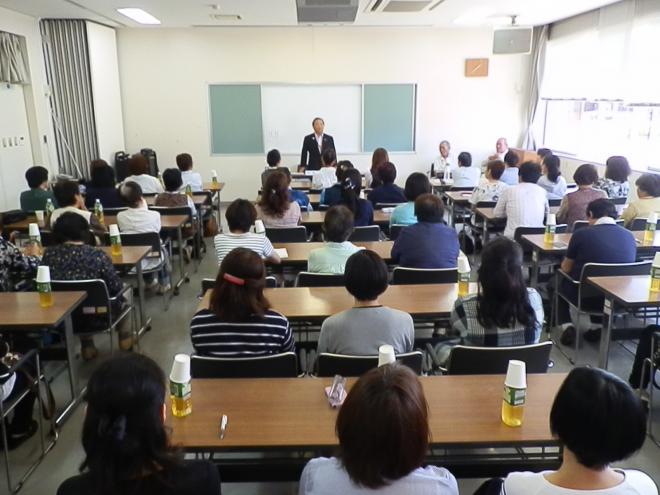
[114,151,130,182]
[458,230,475,255]
[140,148,159,177]
[1,210,28,226]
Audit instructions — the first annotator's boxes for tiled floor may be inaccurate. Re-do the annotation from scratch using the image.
[8,225,660,494]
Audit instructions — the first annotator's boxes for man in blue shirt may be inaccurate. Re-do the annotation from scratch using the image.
[558,198,637,345]
[391,193,460,269]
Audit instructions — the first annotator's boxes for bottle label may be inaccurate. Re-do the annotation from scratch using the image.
[37,281,51,294]
[653,266,660,280]
[458,272,470,283]
[170,380,191,399]
[503,385,526,406]
[545,225,556,234]
[111,235,121,246]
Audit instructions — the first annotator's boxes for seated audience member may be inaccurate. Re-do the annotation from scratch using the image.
[20,165,57,212]
[367,147,389,188]
[121,154,163,194]
[176,152,203,192]
[261,148,286,188]
[256,171,302,228]
[469,160,507,206]
[536,147,552,160]
[621,173,660,227]
[489,137,509,161]
[503,367,655,495]
[537,154,567,200]
[436,237,543,364]
[451,152,480,188]
[42,213,129,360]
[317,250,414,355]
[430,140,453,177]
[390,173,431,226]
[155,168,196,214]
[367,162,406,205]
[56,354,220,495]
[558,199,636,346]
[308,205,362,274]
[340,169,374,227]
[0,356,37,449]
[598,156,631,200]
[392,193,459,269]
[494,161,548,238]
[84,161,122,209]
[51,180,105,237]
[191,248,293,357]
[299,364,458,495]
[280,167,312,212]
[0,215,40,292]
[320,160,353,208]
[214,199,280,265]
[500,150,520,186]
[556,164,606,231]
[312,148,338,190]
[118,181,171,293]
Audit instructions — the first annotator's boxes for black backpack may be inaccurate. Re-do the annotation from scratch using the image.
[114,151,130,181]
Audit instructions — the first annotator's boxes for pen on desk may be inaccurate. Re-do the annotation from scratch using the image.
[220,414,228,440]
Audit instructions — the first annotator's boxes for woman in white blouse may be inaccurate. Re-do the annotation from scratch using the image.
[121,154,163,194]
[503,367,656,495]
[537,154,567,200]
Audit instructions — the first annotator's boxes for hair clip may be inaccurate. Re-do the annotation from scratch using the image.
[223,273,245,286]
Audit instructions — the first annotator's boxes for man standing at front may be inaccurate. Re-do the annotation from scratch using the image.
[300,117,335,171]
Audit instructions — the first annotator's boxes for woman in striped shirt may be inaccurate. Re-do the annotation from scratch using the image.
[191,248,294,357]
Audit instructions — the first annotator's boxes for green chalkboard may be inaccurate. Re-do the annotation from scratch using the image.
[363,84,416,152]
[209,84,264,154]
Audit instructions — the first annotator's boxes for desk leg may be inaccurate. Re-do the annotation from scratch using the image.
[449,201,455,228]
[174,225,189,294]
[483,221,489,244]
[531,249,539,288]
[56,314,81,426]
[598,298,614,369]
[135,258,150,335]
[215,190,222,231]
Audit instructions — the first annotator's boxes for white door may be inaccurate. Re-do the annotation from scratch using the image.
[0,83,33,211]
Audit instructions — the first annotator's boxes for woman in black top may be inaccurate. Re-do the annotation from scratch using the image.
[57,353,221,495]
[85,161,123,209]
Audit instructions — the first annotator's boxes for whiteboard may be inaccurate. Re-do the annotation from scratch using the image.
[261,84,362,155]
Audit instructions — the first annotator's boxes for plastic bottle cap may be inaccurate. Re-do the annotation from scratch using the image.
[108,224,120,236]
[457,256,471,274]
[648,212,658,225]
[36,265,51,283]
[654,252,660,268]
[170,354,191,383]
[546,213,556,226]
[254,220,265,234]
[211,170,218,178]
[28,223,40,237]
[378,344,396,367]
[504,360,526,388]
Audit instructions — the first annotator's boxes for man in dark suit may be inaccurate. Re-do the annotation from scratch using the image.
[299,117,335,171]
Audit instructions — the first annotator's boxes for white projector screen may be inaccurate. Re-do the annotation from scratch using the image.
[261,84,362,155]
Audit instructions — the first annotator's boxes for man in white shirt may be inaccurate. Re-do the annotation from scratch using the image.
[489,137,509,161]
[176,153,203,192]
[430,140,454,177]
[494,161,549,238]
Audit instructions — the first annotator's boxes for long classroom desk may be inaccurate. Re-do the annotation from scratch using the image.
[273,241,393,265]
[199,283,476,322]
[301,210,391,228]
[167,373,565,480]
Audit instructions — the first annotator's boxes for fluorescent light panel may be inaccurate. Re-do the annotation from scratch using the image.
[117,8,161,25]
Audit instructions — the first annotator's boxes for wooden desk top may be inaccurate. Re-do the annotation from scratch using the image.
[203,182,225,192]
[167,374,565,450]
[272,241,393,264]
[444,190,473,204]
[291,180,313,190]
[587,275,659,307]
[301,210,390,226]
[199,283,474,319]
[0,291,86,328]
[98,245,151,267]
[145,194,209,208]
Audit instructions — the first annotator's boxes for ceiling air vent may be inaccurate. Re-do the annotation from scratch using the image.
[297,0,359,23]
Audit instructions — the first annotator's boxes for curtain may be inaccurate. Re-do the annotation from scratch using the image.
[40,19,98,179]
[521,25,548,150]
[0,31,29,84]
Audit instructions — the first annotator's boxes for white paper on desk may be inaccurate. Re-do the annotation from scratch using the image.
[274,248,288,259]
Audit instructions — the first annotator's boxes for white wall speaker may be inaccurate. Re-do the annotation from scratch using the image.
[493,27,533,55]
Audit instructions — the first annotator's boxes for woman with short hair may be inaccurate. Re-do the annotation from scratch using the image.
[121,154,163,194]
[390,172,431,226]
[503,367,655,494]
[85,161,122,208]
[556,164,606,231]
[597,156,631,199]
[537,154,567,200]
[299,363,458,494]
[191,248,293,357]
[256,171,302,228]
[621,173,660,227]
[56,353,221,495]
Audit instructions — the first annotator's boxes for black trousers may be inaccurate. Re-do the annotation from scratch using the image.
[629,325,658,389]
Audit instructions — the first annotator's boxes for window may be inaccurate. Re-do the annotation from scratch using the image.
[539,0,660,170]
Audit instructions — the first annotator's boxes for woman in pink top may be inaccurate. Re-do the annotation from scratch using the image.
[556,164,606,231]
[257,171,302,228]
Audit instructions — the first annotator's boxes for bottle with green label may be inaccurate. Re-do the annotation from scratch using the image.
[45,198,55,221]
[185,184,193,198]
[94,199,104,225]
[501,360,526,427]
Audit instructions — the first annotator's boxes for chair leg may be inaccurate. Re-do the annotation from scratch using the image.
[573,312,581,366]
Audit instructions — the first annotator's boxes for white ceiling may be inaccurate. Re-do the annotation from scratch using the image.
[0,0,622,28]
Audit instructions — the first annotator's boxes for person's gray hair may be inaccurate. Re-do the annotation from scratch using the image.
[439,140,450,149]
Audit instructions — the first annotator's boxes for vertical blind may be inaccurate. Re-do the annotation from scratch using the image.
[0,31,29,84]
[40,19,98,179]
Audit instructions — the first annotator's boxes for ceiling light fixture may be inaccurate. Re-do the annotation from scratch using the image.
[116,8,161,25]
